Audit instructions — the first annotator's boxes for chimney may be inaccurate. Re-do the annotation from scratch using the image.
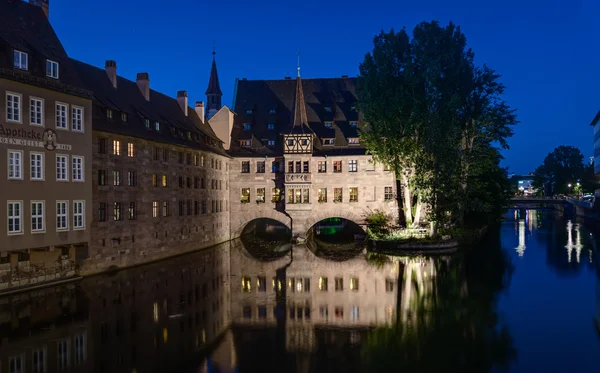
[195,101,205,122]
[105,60,117,89]
[177,91,188,116]
[136,73,150,101]
[30,0,49,18]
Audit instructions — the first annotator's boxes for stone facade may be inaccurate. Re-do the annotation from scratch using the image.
[229,154,397,238]
[85,131,230,274]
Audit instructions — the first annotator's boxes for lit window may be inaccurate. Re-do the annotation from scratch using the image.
[72,106,84,131]
[121,112,127,122]
[243,123,251,130]
[334,188,342,203]
[31,201,44,233]
[257,188,265,203]
[350,277,359,291]
[320,306,329,319]
[56,103,68,129]
[6,92,21,122]
[318,188,327,203]
[319,277,328,291]
[56,154,68,181]
[56,201,68,230]
[155,121,160,131]
[161,175,168,187]
[113,202,121,221]
[46,59,59,79]
[152,174,157,187]
[30,97,43,126]
[349,121,358,127]
[242,276,252,292]
[8,150,23,179]
[152,201,159,217]
[385,186,393,201]
[349,160,357,172]
[324,121,333,128]
[7,201,22,234]
[145,118,150,129]
[351,306,359,321]
[72,156,84,181]
[13,50,28,70]
[30,152,44,180]
[73,201,85,229]
[318,161,326,173]
[349,187,358,202]
[271,188,281,202]
[128,202,136,220]
[267,123,274,130]
[127,143,135,157]
[162,201,169,217]
[257,277,267,292]
[113,140,121,155]
[113,170,121,186]
[241,188,250,203]
[348,138,360,145]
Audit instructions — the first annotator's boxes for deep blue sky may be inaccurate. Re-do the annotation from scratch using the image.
[48,0,599,174]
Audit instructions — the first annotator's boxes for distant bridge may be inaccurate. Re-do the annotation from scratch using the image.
[507,198,567,209]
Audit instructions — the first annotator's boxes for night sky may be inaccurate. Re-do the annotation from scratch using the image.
[48,0,599,174]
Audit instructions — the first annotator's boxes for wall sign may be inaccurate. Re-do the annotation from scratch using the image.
[0,126,71,151]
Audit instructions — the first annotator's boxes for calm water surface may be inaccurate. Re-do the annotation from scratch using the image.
[0,210,599,372]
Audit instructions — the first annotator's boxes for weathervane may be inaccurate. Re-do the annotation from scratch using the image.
[297,50,301,77]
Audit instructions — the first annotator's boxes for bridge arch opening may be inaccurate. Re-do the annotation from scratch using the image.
[240,218,292,261]
[306,217,365,261]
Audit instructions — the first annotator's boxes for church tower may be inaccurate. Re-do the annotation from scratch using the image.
[206,51,222,120]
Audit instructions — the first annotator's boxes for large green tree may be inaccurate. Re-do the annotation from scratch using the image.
[358,21,516,233]
[532,145,585,195]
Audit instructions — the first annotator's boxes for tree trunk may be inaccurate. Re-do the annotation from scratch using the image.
[400,172,413,227]
[414,194,422,227]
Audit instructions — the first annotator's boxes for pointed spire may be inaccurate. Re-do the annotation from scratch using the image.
[205,49,222,96]
[292,75,309,128]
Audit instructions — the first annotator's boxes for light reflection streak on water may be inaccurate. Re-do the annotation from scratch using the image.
[565,220,584,263]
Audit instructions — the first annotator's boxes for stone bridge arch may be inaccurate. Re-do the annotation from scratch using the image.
[299,209,366,237]
[230,209,291,239]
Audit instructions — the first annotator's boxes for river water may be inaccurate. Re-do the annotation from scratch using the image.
[0,210,599,372]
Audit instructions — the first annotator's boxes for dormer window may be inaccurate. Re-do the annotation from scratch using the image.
[240,140,251,147]
[324,107,333,113]
[267,123,275,130]
[269,109,277,114]
[324,121,333,129]
[301,139,308,145]
[287,139,294,146]
[187,131,192,140]
[323,138,335,145]
[13,50,28,70]
[106,109,113,119]
[155,122,160,131]
[349,121,358,128]
[145,119,150,129]
[348,138,360,145]
[46,59,59,79]
[267,140,275,146]
[245,109,253,115]
[121,112,127,122]
[243,123,251,130]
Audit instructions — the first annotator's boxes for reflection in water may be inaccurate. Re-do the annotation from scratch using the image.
[2,210,600,372]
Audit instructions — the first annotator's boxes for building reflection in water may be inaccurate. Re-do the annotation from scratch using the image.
[565,220,584,264]
[0,229,493,373]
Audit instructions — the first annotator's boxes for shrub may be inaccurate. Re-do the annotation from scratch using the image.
[365,210,392,236]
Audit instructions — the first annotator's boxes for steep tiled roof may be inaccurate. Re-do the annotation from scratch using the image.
[230,77,364,157]
[70,59,228,156]
[0,0,90,98]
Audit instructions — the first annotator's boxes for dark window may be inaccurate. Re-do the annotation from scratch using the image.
[178,176,184,188]
[288,161,294,173]
[98,170,106,185]
[98,138,107,154]
[194,177,199,188]
[272,161,279,173]
[201,200,207,214]
[163,149,169,162]
[179,201,184,216]
[187,177,191,188]
[295,161,301,174]
[201,178,205,189]
[303,161,309,173]
[186,153,191,165]
[178,152,184,164]
[128,171,136,186]
[194,201,199,215]
[152,147,159,160]
[257,161,265,173]
[241,161,250,173]
[187,200,192,215]
[98,203,106,222]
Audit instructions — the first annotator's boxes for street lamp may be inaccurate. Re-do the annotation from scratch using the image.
[568,183,572,195]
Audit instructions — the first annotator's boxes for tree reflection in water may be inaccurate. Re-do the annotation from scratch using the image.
[362,227,516,372]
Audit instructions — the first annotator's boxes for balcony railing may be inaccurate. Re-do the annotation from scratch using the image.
[285,173,311,183]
